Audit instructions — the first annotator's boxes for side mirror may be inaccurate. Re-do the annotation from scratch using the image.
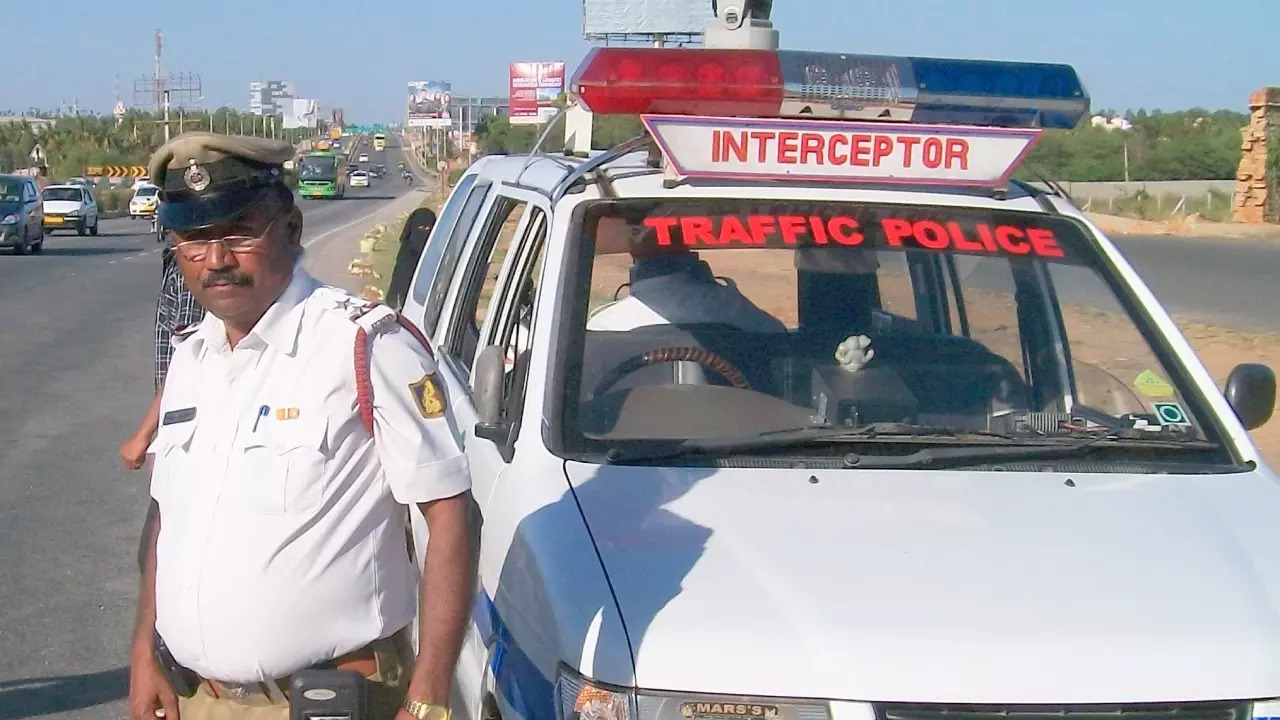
[1224,362,1276,430]
[472,345,516,462]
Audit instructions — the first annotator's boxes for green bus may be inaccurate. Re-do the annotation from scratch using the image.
[296,151,347,199]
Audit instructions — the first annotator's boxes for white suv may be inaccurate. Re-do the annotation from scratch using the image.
[399,44,1280,720]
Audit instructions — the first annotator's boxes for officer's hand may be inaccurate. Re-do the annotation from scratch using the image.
[120,433,151,471]
[835,334,875,372]
[129,654,180,720]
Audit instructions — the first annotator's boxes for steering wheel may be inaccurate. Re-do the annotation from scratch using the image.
[588,346,752,400]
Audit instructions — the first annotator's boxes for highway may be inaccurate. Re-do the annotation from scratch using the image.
[1110,233,1280,334]
[0,137,417,719]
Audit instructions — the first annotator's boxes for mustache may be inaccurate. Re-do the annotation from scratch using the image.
[201,269,253,288]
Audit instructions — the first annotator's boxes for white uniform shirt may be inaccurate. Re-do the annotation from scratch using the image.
[148,266,470,683]
[587,261,787,333]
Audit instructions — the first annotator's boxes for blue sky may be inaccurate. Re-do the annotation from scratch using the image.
[5,0,1278,123]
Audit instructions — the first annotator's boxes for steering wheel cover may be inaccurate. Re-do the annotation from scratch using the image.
[588,346,751,400]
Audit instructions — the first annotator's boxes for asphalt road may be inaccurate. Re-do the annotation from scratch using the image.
[1109,233,1280,334]
[0,137,416,719]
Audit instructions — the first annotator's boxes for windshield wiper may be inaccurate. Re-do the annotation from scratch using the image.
[607,423,1026,464]
[605,423,1218,467]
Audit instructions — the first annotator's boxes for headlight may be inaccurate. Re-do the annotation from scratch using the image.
[1,214,17,224]
[555,668,828,720]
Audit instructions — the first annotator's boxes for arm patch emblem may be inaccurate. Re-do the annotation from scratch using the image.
[409,373,447,419]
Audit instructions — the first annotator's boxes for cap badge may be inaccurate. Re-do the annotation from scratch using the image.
[183,160,210,192]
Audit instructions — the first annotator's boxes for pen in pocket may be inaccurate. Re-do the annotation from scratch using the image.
[252,405,270,432]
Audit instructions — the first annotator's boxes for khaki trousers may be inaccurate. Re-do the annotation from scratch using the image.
[176,640,408,720]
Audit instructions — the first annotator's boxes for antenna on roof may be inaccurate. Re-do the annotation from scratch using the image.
[516,105,570,183]
[705,0,778,49]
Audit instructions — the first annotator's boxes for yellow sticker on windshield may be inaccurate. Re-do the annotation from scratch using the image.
[1134,369,1175,398]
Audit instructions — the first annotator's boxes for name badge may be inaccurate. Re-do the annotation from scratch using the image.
[162,407,197,425]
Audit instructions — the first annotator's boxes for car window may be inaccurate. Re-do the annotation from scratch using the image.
[416,176,489,330]
[0,181,22,203]
[560,198,1224,463]
[43,188,84,202]
[487,207,549,431]
[134,186,159,197]
[443,196,528,376]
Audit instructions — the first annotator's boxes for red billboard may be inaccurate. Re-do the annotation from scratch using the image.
[508,61,566,125]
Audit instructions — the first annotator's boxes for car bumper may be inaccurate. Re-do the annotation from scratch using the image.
[0,226,25,246]
[43,215,83,228]
[131,207,157,216]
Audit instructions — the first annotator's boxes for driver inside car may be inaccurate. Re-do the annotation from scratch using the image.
[587,218,787,334]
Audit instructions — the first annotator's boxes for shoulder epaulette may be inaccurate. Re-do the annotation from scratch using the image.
[349,301,438,435]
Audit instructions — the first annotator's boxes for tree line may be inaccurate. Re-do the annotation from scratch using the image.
[0,109,318,181]
[473,108,1261,183]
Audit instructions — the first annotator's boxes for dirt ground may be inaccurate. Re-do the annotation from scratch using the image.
[1087,211,1280,241]
[590,250,1280,466]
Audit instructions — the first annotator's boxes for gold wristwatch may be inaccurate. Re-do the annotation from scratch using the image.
[402,699,450,720]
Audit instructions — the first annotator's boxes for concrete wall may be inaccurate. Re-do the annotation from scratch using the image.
[1028,179,1235,200]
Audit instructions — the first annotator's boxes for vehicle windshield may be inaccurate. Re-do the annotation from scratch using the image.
[43,187,84,202]
[0,183,23,202]
[298,155,338,180]
[133,186,158,197]
[558,198,1222,460]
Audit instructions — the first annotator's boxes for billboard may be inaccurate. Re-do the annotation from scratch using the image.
[282,98,318,129]
[582,0,714,36]
[508,62,566,126]
[407,81,452,128]
[331,107,345,130]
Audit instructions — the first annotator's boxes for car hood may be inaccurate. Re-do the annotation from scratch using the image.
[564,461,1280,703]
[42,200,83,214]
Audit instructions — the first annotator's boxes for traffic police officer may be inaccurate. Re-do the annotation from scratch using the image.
[129,131,471,720]
[586,218,786,333]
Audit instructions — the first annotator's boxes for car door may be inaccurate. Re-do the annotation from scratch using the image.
[433,187,549,711]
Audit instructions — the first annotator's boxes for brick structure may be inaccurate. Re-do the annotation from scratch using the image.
[1233,86,1280,224]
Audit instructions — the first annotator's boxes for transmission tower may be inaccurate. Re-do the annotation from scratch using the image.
[131,29,202,142]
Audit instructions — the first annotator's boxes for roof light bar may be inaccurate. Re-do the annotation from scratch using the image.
[572,48,1089,130]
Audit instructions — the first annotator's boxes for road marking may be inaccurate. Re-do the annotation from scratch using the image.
[301,195,409,250]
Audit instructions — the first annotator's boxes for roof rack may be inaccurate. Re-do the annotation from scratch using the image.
[551,133,656,203]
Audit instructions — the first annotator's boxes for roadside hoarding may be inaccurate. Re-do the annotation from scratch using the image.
[407,81,452,128]
[581,0,713,36]
[331,108,345,131]
[508,61,566,125]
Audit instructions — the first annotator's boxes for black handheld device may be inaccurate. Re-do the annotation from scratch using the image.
[288,669,367,720]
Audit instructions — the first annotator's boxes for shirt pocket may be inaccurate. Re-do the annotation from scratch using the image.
[147,420,198,507]
[229,415,330,516]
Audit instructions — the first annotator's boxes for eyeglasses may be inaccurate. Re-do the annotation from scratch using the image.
[173,217,281,262]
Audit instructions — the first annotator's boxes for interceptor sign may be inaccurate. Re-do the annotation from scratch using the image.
[641,115,1042,187]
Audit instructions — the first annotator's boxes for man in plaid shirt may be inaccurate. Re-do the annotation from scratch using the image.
[119,244,206,469]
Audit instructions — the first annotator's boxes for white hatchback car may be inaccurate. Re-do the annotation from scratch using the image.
[398,40,1280,720]
[358,153,370,163]
[41,184,99,235]
[349,171,370,187]
[129,184,160,219]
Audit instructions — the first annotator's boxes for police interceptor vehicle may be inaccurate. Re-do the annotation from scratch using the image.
[399,7,1280,720]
